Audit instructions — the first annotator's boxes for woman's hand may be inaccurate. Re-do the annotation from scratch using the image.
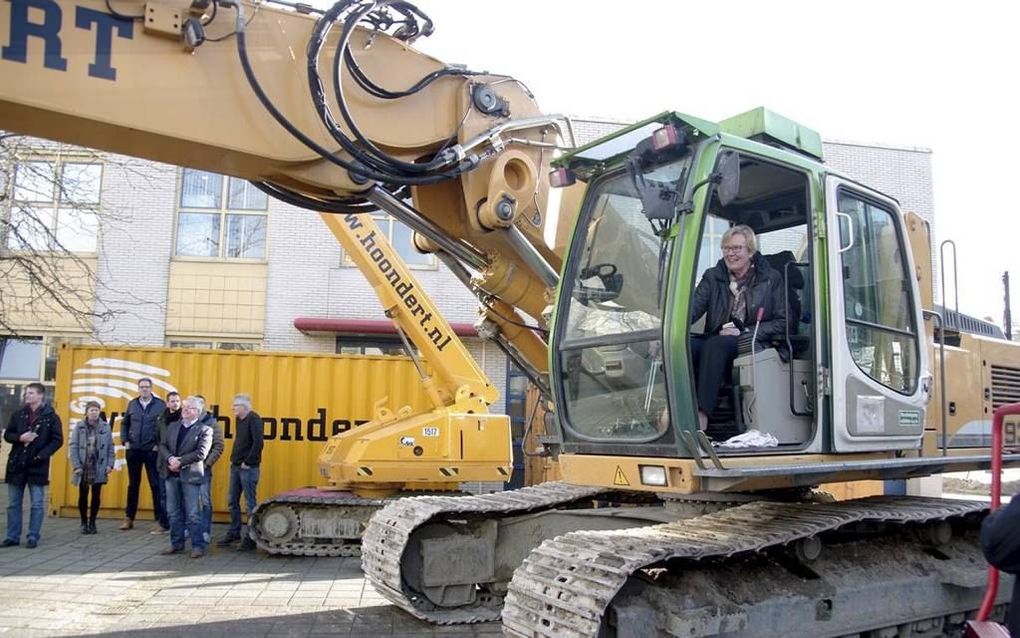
[719,322,740,337]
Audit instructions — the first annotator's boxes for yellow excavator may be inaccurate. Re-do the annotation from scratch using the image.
[3,0,1019,635]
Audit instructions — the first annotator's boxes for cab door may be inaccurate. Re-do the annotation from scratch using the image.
[824,176,929,452]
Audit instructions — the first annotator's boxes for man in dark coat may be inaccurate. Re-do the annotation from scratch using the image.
[159,395,212,558]
[2,383,64,548]
[150,390,182,535]
[119,377,167,531]
[689,225,786,432]
[980,494,1020,636]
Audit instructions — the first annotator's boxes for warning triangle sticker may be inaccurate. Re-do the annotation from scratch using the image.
[613,466,630,486]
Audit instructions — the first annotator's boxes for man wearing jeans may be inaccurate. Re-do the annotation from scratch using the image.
[159,395,212,558]
[196,398,224,545]
[120,378,166,531]
[218,394,263,551]
[2,383,63,549]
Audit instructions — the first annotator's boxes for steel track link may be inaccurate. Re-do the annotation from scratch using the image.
[250,492,387,557]
[362,481,610,624]
[502,495,989,638]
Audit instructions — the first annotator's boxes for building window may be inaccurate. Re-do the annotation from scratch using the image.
[336,335,416,356]
[175,169,268,260]
[0,335,83,427]
[168,340,261,351]
[0,337,44,380]
[5,158,102,253]
[342,213,436,269]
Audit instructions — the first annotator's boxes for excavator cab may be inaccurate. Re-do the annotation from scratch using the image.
[550,108,931,490]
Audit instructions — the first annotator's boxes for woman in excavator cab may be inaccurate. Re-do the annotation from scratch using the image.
[688,224,787,435]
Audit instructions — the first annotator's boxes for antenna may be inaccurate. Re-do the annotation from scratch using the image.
[1004,271,1013,341]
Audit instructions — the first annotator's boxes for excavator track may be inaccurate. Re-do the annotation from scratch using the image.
[502,496,994,638]
[362,481,610,624]
[249,488,388,557]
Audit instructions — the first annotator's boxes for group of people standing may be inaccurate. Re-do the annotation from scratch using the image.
[3,379,264,559]
[118,379,265,558]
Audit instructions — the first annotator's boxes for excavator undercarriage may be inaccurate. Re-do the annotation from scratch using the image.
[361,487,1012,637]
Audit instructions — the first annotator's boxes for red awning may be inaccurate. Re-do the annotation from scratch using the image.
[293,317,479,337]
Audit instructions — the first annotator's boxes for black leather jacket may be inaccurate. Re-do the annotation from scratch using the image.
[689,252,787,341]
[980,496,1020,636]
[3,403,64,486]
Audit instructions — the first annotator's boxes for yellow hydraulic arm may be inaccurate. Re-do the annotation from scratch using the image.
[0,0,563,380]
[0,0,570,494]
[316,209,509,496]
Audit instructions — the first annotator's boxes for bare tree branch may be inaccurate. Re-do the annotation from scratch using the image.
[0,134,161,340]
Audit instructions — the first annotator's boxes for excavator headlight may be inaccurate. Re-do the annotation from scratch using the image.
[639,465,667,487]
[651,124,681,152]
[549,167,576,189]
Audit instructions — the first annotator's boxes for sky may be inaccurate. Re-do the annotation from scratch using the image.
[402,1,1019,324]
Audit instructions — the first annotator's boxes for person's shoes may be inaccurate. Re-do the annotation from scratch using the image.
[88,522,97,535]
[150,526,169,536]
[25,539,38,549]
[190,548,205,559]
[217,534,240,547]
[1,539,19,548]
[81,523,89,535]
[237,537,256,552]
[119,518,134,531]
[160,547,182,555]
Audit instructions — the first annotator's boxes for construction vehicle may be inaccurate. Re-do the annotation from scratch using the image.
[3,0,1020,635]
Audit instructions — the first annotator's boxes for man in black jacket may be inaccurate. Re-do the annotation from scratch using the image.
[150,391,182,535]
[689,225,786,433]
[119,378,167,531]
[195,396,225,545]
[218,393,263,550]
[980,494,1020,636]
[2,383,63,549]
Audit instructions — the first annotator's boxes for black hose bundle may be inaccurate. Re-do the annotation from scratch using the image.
[229,0,486,209]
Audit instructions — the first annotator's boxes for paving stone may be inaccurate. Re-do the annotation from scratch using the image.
[0,489,506,637]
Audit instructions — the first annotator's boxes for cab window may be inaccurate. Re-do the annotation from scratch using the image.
[837,190,918,393]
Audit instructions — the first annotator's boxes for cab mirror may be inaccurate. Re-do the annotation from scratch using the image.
[716,152,740,207]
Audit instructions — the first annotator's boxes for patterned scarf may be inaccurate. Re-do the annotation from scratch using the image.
[728,265,755,326]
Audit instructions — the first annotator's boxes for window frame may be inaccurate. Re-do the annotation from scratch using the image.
[835,186,921,396]
[335,334,417,357]
[173,169,269,262]
[167,339,262,351]
[340,212,437,270]
[4,155,104,255]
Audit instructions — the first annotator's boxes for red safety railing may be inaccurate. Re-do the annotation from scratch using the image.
[966,402,1020,638]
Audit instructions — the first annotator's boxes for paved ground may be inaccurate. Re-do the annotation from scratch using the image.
[0,486,500,637]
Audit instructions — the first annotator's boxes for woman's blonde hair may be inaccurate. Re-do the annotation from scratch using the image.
[721,224,757,254]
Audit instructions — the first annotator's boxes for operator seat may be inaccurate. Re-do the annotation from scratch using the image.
[761,250,810,361]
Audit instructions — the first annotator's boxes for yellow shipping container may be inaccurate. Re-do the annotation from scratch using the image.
[49,344,432,520]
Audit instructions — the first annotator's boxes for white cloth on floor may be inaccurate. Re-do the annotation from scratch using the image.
[714,429,779,449]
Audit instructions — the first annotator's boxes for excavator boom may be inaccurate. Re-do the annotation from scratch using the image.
[1,0,564,379]
[1,0,565,551]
